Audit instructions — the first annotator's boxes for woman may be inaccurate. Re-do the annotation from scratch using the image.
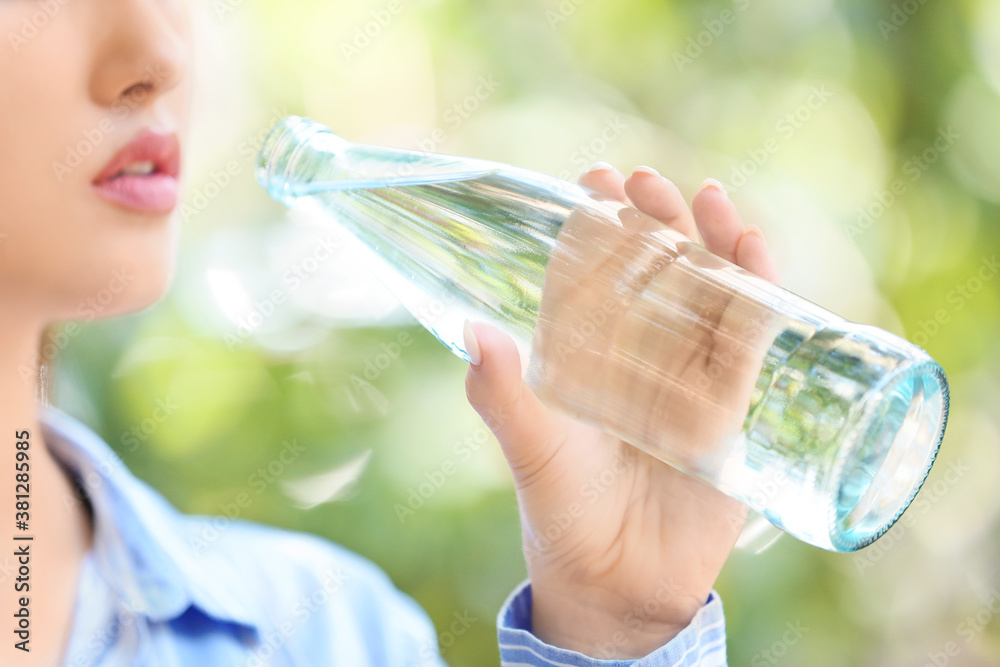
[0,1,779,665]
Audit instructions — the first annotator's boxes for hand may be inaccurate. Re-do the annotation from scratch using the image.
[464,164,780,658]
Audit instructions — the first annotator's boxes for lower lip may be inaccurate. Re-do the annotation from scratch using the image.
[92,174,180,213]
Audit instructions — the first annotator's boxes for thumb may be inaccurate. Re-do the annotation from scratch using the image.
[463,320,564,482]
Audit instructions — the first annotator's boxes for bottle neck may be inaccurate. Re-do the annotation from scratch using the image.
[256,116,346,205]
[256,116,504,202]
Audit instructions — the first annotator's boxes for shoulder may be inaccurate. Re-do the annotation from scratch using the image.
[189,515,405,607]
[180,515,443,665]
[39,406,443,664]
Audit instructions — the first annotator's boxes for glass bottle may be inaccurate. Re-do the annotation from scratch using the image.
[255,116,949,552]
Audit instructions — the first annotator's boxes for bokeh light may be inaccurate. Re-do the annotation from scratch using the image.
[54,0,1000,664]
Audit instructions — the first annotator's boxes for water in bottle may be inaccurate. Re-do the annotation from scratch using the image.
[256,116,949,552]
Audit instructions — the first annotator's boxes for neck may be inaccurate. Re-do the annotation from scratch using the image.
[0,316,45,416]
[0,314,92,665]
[0,319,51,490]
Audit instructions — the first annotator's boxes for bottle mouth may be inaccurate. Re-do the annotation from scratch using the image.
[255,116,502,202]
[828,360,949,551]
[256,116,339,205]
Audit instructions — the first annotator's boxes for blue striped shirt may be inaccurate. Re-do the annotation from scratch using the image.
[41,405,728,666]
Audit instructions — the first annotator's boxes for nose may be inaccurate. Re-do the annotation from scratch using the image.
[88,0,189,110]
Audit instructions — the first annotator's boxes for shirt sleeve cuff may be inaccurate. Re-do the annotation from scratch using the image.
[496,580,727,667]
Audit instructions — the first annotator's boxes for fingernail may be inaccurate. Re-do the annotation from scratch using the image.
[744,224,765,240]
[584,161,615,174]
[632,165,661,178]
[463,320,482,366]
[701,178,727,195]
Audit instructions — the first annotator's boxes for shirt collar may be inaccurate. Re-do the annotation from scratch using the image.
[40,404,262,641]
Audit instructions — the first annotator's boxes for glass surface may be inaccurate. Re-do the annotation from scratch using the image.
[257,116,949,552]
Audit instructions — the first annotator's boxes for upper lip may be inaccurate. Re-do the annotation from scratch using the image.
[92,130,181,185]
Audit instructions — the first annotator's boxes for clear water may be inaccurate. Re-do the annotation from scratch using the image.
[293,169,579,363]
[290,167,500,194]
[275,167,948,552]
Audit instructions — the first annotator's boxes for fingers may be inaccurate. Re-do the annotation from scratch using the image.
[623,166,698,240]
[578,164,781,284]
[463,320,565,484]
[691,179,744,264]
[578,162,628,204]
[735,225,780,284]
[692,180,780,282]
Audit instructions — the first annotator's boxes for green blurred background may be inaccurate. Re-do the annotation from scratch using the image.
[52,0,1000,664]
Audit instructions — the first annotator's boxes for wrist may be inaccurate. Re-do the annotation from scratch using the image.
[529,580,708,659]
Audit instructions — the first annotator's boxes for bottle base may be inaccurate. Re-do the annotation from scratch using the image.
[828,359,949,552]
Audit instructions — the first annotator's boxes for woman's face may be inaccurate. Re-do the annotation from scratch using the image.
[0,0,192,325]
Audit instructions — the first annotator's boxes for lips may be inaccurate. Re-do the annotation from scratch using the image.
[92,130,181,213]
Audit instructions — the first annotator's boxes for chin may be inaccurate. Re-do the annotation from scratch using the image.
[56,244,178,324]
[105,281,172,319]
[87,212,180,318]
[100,261,175,320]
